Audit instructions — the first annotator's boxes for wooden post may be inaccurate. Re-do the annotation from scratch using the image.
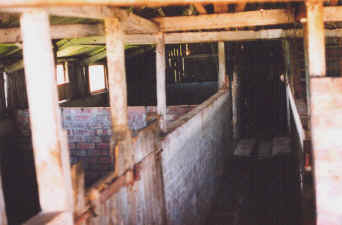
[105,18,129,139]
[20,10,73,218]
[105,18,136,225]
[156,32,167,132]
[304,2,342,225]
[232,70,239,141]
[218,41,226,89]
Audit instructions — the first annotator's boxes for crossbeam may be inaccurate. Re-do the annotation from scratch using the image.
[0,0,311,8]
[153,9,295,32]
[0,6,159,34]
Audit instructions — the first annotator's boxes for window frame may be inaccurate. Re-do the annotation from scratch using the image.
[88,63,108,95]
[56,62,69,85]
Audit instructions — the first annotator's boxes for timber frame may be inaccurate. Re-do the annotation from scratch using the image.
[0,1,341,225]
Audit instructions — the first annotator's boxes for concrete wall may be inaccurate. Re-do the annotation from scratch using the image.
[12,90,231,225]
[161,90,232,225]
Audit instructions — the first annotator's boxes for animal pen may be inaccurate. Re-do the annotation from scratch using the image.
[0,1,340,225]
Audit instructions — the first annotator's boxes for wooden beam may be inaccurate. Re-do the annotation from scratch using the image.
[0,24,104,43]
[235,2,247,12]
[153,9,295,32]
[329,0,339,5]
[105,18,128,137]
[218,41,226,89]
[1,6,159,34]
[193,3,207,14]
[324,6,342,22]
[82,47,106,64]
[213,3,228,13]
[306,1,326,77]
[156,32,167,132]
[0,0,309,8]
[20,9,73,215]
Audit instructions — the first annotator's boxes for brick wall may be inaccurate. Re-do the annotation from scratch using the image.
[15,105,196,186]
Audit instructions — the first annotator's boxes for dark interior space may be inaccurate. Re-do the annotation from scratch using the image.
[233,41,287,139]
[1,136,40,225]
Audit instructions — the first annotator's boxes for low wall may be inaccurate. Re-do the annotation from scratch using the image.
[161,89,232,225]
[14,105,195,186]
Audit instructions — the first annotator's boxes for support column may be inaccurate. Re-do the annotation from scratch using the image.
[305,2,342,225]
[218,41,226,89]
[156,32,167,132]
[20,10,73,216]
[105,18,136,225]
[105,18,129,139]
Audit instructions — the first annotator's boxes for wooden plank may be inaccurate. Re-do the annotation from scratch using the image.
[234,138,256,157]
[324,5,342,22]
[306,1,326,77]
[287,85,305,149]
[235,2,247,12]
[1,6,159,34]
[3,25,342,45]
[0,0,307,8]
[213,3,228,13]
[20,10,73,212]
[156,33,167,132]
[272,137,291,156]
[153,9,295,32]
[193,3,207,14]
[0,24,104,43]
[218,41,226,89]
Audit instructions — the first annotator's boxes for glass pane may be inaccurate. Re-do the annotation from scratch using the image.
[89,65,106,93]
[56,64,65,84]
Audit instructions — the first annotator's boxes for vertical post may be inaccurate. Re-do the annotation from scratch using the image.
[105,18,136,225]
[218,41,226,89]
[156,32,167,132]
[20,10,73,216]
[232,70,239,141]
[304,2,342,225]
[105,18,129,139]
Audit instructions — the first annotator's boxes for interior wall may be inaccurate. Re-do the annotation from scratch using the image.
[161,90,232,225]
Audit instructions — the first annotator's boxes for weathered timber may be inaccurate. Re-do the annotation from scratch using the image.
[0,0,309,8]
[1,6,159,34]
[3,26,342,45]
[306,1,326,77]
[213,3,228,13]
[193,3,207,14]
[20,9,74,216]
[105,18,128,136]
[286,85,305,149]
[235,2,247,12]
[153,9,295,32]
[218,41,226,89]
[156,33,167,132]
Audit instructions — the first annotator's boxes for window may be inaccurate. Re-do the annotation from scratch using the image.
[89,65,106,93]
[56,63,69,85]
